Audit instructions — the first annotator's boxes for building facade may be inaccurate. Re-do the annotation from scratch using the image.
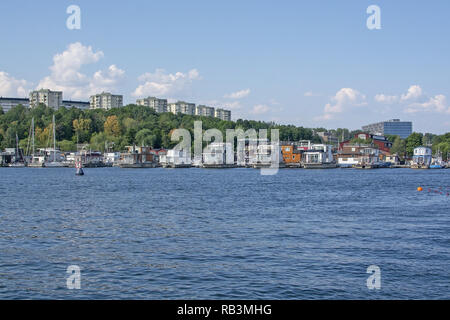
[214,108,231,121]
[362,119,412,139]
[0,97,30,112]
[169,101,195,115]
[29,89,63,109]
[195,105,215,117]
[62,100,90,110]
[90,92,123,110]
[136,97,168,113]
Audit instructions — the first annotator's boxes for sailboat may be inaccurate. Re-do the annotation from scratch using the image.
[9,134,26,167]
[44,115,64,168]
[27,117,45,167]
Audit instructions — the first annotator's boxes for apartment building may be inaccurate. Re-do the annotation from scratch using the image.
[195,105,215,117]
[90,92,123,110]
[169,101,195,115]
[29,89,63,109]
[0,97,30,112]
[136,97,168,113]
[214,108,231,121]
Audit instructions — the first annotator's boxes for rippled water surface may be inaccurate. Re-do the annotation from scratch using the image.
[0,167,449,299]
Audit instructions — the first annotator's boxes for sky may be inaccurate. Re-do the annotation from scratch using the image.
[0,0,449,133]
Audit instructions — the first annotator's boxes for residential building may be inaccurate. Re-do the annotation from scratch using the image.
[0,97,30,112]
[317,131,339,145]
[195,105,215,117]
[90,92,123,110]
[169,101,195,115]
[202,142,234,167]
[62,100,90,110]
[362,119,412,139]
[136,97,168,113]
[412,146,432,168]
[29,89,63,109]
[214,108,231,121]
[339,133,392,153]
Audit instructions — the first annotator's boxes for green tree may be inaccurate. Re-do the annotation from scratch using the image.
[390,136,406,158]
[405,132,423,156]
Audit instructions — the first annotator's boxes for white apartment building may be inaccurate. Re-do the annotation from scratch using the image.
[29,89,63,109]
[90,92,123,110]
[215,108,231,121]
[195,105,215,117]
[136,97,168,113]
[169,101,195,115]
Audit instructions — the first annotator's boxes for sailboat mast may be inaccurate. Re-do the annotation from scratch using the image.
[53,114,56,162]
[32,117,35,157]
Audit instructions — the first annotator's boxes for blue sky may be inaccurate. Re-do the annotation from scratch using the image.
[0,0,449,133]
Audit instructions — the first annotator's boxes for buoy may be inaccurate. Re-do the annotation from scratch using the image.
[417,187,423,192]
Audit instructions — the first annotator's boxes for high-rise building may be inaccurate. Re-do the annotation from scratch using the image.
[195,105,215,117]
[362,119,412,139]
[90,92,123,110]
[29,89,63,109]
[214,108,231,121]
[169,101,195,115]
[136,97,168,113]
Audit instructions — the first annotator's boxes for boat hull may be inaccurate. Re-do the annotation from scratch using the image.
[303,163,337,169]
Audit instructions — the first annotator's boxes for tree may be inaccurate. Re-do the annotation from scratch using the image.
[135,129,157,147]
[390,136,406,159]
[405,132,423,156]
[104,115,121,137]
[73,118,92,142]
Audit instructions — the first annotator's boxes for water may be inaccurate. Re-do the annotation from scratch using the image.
[0,167,449,299]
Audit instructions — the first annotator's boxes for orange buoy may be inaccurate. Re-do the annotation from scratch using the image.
[417,187,423,192]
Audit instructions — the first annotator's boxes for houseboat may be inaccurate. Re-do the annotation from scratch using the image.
[354,147,381,169]
[303,144,337,169]
[119,146,158,168]
[160,149,192,168]
[202,142,235,168]
[253,143,285,169]
[411,146,432,169]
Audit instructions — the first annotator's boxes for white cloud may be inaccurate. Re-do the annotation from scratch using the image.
[0,71,31,97]
[405,94,450,114]
[37,42,124,99]
[133,68,200,97]
[224,89,250,99]
[250,104,270,114]
[317,88,366,120]
[304,91,320,97]
[374,94,398,104]
[401,85,422,101]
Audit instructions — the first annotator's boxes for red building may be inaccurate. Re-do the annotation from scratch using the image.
[339,133,392,153]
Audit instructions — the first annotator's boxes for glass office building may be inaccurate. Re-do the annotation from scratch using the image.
[362,119,412,139]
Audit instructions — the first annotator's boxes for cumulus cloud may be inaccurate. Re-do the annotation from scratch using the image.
[405,94,450,114]
[224,89,250,99]
[250,104,270,114]
[0,71,31,97]
[316,88,366,120]
[37,42,124,99]
[374,94,398,104]
[133,68,200,97]
[304,91,321,97]
[401,85,422,101]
